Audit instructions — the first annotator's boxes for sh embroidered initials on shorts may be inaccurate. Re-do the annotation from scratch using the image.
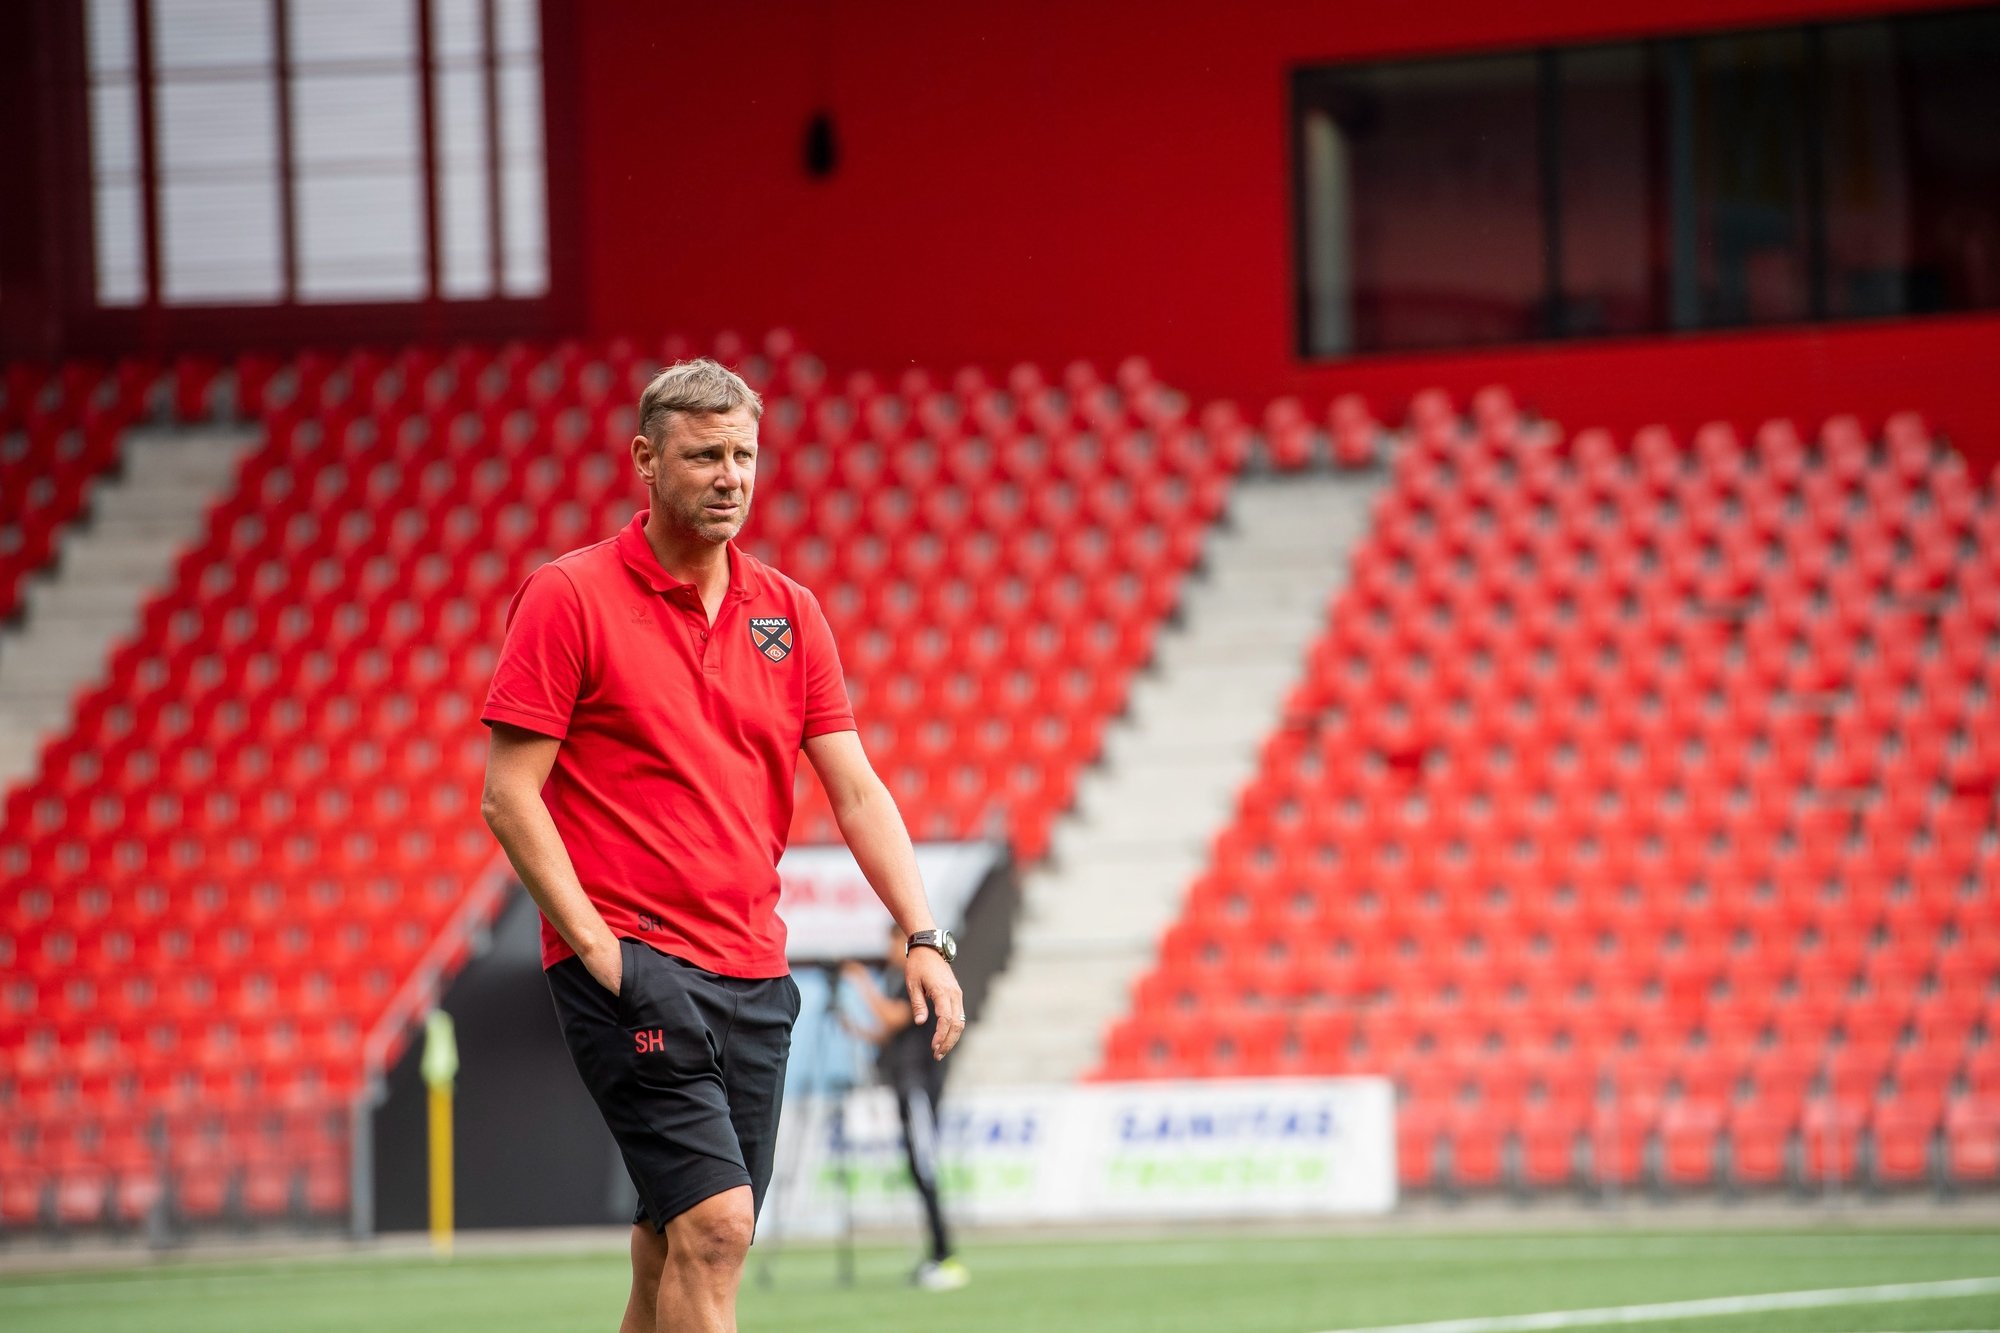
[634,1028,666,1054]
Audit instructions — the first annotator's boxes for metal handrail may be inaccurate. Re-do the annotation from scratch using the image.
[346,847,513,1239]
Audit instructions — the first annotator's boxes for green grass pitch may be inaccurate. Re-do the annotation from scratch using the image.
[2,1227,1997,1332]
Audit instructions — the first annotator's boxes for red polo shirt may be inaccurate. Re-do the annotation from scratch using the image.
[482,511,855,976]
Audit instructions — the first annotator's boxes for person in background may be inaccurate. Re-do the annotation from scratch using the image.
[842,925,969,1292]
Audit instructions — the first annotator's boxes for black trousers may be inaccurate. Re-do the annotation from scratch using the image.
[893,1077,952,1262]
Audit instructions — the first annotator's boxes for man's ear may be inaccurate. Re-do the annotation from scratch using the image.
[631,433,655,482]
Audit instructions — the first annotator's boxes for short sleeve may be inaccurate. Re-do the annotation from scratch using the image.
[798,589,856,741]
[482,565,587,740]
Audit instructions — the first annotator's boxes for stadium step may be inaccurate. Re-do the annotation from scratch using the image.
[0,425,254,791]
[955,470,1381,1088]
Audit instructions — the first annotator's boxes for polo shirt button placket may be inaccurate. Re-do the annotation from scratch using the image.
[703,607,724,677]
[673,588,704,662]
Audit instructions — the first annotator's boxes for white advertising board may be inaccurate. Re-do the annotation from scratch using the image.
[761,1078,1396,1238]
[777,841,1002,964]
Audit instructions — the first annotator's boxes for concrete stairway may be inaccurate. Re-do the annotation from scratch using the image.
[0,426,254,791]
[954,468,1383,1087]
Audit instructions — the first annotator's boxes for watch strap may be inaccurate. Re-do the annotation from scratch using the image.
[908,929,954,960]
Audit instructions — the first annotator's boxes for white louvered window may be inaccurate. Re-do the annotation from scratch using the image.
[86,0,547,308]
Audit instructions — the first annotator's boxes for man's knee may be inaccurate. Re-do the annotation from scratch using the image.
[668,1188,755,1273]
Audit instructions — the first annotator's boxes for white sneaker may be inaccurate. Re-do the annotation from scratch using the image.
[912,1258,970,1291]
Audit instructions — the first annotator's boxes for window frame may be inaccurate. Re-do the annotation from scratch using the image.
[52,0,580,356]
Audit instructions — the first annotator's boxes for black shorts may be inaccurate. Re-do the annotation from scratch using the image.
[547,938,801,1233]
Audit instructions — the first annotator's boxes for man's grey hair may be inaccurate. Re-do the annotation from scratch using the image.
[637,358,764,445]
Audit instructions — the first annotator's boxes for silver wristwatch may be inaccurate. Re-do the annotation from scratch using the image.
[908,928,957,963]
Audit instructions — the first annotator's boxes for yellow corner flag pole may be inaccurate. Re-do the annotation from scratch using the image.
[421,1009,460,1259]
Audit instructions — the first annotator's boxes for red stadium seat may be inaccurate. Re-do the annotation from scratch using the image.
[0,1169,47,1229]
[1800,1100,1869,1185]
[1445,1105,1510,1191]
[1945,1098,2000,1186]
[1870,1093,1942,1187]
[1659,1098,1727,1187]
[1397,1100,1444,1191]
[1517,1101,1587,1189]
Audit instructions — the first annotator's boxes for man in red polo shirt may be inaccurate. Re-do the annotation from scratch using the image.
[480,358,964,1333]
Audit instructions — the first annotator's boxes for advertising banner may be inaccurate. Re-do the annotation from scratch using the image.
[761,1078,1395,1238]
[778,841,1001,964]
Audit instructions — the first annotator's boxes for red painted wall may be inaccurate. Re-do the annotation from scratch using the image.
[568,0,1999,466]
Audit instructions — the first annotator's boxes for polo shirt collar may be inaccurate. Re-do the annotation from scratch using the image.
[617,510,751,601]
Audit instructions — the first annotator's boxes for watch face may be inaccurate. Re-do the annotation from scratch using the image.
[939,930,957,963]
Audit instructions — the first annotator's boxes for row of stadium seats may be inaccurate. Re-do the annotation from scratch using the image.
[0,1104,347,1230]
[1391,1094,2000,1194]
[154,344,1214,488]
[5,330,1144,622]
[1099,389,2000,1193]
[0,330,1234,1229]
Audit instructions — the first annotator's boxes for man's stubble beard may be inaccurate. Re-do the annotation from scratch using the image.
[657,478,750,546]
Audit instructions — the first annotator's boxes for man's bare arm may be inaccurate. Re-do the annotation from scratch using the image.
[841,960,913,1030]
[481,722,623,996]
[805,729,965,1058]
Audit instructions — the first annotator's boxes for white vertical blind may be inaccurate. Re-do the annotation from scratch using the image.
[289,0,426,300]
[498,51,545,295]
[433,0,492,297]
[153,0,273,66]
[86,0,134,71]
[494,0,536,56]
[83,0,547,308]
[152,0,283,302]
[494,0,547,295]
[87,0,144,305]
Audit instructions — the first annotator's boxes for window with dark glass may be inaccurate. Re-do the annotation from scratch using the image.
[1894,8,2000,313]
[1294,5,2000,357]
[1554,44,1658,339]
[1299,55,1544,356]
